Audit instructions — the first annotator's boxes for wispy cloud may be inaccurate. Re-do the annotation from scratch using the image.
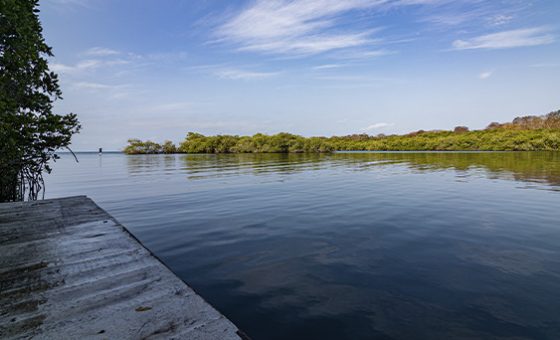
[488,14,513,26]
[217,0,531,56]
[452,27,555,50]
[51,58,129,75]
[72,81,119,90]
[214,68,280,80]
[478,71,493,79]
[312,64,345,70]
[50,59,99,74]
[363,122,394,131]
[420,4,517,28]
[52,47,189,77]
[84,47,120,57]
[69,82,133,99]
[214,0,464,57]
[216,0,389,56]
[333,49,395,60]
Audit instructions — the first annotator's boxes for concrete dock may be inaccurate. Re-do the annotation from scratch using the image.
[0,196,245,339]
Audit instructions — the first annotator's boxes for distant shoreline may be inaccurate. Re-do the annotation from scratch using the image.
[122,110,560,154]
[64,150,560,154]
[122,129,560,154]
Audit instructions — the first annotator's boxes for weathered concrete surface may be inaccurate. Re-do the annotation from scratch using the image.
[0,196,245,339]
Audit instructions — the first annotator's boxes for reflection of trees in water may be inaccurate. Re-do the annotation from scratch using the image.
[126,154,178,175]
[178,153,328,179]
[343,152,560,187]
[127,152,560,189]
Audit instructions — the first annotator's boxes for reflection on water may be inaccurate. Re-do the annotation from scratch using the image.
[124,151,560,188]
[45,152,560,339]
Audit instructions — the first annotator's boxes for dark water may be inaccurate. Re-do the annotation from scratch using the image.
[45,152,560,339]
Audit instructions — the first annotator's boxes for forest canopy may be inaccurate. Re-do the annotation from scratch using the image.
[124,110,560,154]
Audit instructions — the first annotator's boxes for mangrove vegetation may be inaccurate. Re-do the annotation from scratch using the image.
[124,110,560,154]
[0,0,80,202]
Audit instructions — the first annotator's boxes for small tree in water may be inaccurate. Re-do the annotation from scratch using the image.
[0,0,80,202]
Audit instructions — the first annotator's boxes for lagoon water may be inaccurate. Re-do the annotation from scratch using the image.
[45,152,560,339]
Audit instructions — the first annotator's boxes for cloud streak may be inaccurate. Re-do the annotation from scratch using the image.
[452,27,555,50]
[312,64,345,70]
[72,81,119,90]
[363,122,394,131]
[478,71,493,79]
[217,0,501,57]
[84,47,120,57]
[51,58,129,75]
[214,68,280,80]
[217,0,388,56]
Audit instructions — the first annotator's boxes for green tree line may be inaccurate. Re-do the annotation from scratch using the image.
[124,110,560,154]
[124,133,334,154]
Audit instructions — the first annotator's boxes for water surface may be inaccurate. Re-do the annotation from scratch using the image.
[45,152,560,339]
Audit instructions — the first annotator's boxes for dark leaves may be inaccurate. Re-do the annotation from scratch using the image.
[0,0,80,201]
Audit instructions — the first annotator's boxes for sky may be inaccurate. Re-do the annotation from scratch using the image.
[40,0,560,151]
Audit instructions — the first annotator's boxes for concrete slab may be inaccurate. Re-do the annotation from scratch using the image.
[0,196,245,340]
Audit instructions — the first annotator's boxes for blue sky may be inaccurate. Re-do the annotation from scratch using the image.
[40,0,559,150]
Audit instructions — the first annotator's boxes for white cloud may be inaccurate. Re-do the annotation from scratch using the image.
[214,68,280,80]
[420,5,517,28]
[452,27,554,50]
[72,81,116,90]
[84,47,120,57]
[69,82,133,99]
[240,32,373,55]
[313,64,345,70]
[218,0,507,56]
[51,58,129,75]
[50,63,76,73]
[423,14,471,26]
[334,49,394,60]
[51,48,187,77]
[489,14,513,26]
[50,60,99,74]
[217,0,388,56]
[478,71,493,79]
[363,122,394,131]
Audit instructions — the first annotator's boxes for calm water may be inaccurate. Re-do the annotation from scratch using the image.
[45,152,560,339]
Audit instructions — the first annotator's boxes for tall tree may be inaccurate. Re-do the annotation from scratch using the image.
[0,0,80,202]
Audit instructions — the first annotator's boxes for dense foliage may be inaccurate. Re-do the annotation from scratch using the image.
[329,129,560,151]
[123,139,177,154]
[331,110,560,151]
[486,110,560,130]
[0,0,80,201]
[124,110,560,154]
[179,132,333,153]
[124,133,334,154]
